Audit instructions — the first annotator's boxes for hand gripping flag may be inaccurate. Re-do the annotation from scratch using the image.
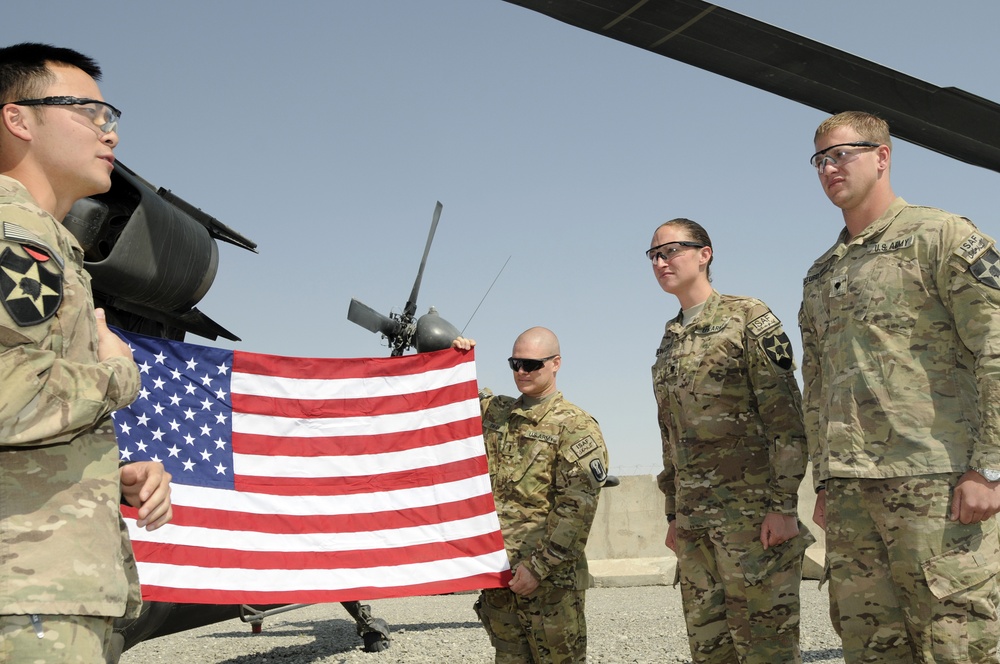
[111,330,510,604]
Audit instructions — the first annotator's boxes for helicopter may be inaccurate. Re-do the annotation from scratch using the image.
[81,0,1000,660]
[500,0,1000,175]
[347,201,462,356]
[68,159,257,342]
[64,162,393,660]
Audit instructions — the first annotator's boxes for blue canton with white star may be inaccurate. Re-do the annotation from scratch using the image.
[111,330,236,490]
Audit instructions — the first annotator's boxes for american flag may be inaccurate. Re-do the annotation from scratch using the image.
[111,330,510,604]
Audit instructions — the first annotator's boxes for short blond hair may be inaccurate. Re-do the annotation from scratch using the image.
[814,111,892,149]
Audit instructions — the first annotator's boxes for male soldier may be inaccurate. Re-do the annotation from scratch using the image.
[0,43,172,662]
[800,110,1000,662]
[453,328,608,664]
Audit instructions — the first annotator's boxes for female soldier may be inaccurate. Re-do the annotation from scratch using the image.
[649,218,811,663]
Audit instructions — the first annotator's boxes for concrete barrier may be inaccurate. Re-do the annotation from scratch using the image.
[586,473,825,586]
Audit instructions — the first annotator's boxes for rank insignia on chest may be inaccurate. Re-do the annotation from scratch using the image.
[830,273,848,298]
[0,246,63,326]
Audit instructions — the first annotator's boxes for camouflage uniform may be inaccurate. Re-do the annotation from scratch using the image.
[652,290,809,664]
[799,197,1000,663]
[473,389,608,664]
[0,176,142,660]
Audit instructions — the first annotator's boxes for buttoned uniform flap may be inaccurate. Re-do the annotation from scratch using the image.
[740,526,816,585]
[507,437,547,483]
[921,526,1000,599]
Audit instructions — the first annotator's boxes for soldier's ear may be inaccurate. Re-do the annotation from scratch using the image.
[1,103,33,142]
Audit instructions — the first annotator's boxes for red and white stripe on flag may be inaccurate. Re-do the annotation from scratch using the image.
[114,332,510,604]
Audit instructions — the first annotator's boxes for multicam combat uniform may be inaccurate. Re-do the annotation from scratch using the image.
[653,290,810,664]
[799,197,1000,663]
[0,175,142,659]
[474,389,608,664]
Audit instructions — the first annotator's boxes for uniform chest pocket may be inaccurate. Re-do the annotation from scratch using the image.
[502,438,549,484]
[853,255,925,334]
[688,334,743,397]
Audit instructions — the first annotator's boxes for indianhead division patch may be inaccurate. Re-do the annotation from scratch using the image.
[0,246,63,326]
[969,247,1000,290]
[762,331,794,370]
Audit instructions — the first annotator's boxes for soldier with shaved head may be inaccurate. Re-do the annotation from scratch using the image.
[453,328,608,663]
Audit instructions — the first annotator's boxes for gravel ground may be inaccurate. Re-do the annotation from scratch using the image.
[120,583,844,663]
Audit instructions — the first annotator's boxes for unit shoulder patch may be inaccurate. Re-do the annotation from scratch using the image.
[590,458,608,484]
[0,246,63,326]
[761,331,794,370]
[969,247,1000,290]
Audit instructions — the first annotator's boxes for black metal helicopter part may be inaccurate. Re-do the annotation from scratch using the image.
[347,201,462,355]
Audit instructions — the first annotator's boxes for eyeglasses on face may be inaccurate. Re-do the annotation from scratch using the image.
[8,96,121,134]
[645,241,705,263]
[507,355,558,372]
[809,141,879,172]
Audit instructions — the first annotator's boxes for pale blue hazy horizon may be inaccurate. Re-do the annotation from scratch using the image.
[6,1,1000,475]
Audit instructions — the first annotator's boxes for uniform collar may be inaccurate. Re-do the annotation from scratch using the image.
[669,289,720,332]
[512,391,561,423]
[812,197,909,266]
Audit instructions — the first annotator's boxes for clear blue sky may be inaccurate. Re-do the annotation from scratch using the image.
[7,1,1000,474]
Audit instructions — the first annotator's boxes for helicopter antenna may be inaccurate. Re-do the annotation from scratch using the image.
[461,255,511,335]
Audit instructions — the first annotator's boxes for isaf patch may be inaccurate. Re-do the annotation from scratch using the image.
[762,331,794,370]
[969,247,1000,290]
[957,233,990,264]
[746,311,780,337]
[571,435,598,460]
[0,246,62,326]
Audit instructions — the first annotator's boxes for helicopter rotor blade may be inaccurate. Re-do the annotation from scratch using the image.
[347,298,400,338]
[403,201,443,319]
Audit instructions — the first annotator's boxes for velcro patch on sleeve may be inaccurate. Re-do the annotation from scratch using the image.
[956,232,991,265]
[746,311,780,338]
[969,247,1000,290]
[761,332,794,370]
[590,458,608,484]
[570,435,598,460]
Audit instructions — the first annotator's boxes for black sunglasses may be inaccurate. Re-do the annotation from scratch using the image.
[507,355,558,372]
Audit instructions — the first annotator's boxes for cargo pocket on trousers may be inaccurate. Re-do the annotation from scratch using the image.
[741,527,816,585]
[921,527,1000,661]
